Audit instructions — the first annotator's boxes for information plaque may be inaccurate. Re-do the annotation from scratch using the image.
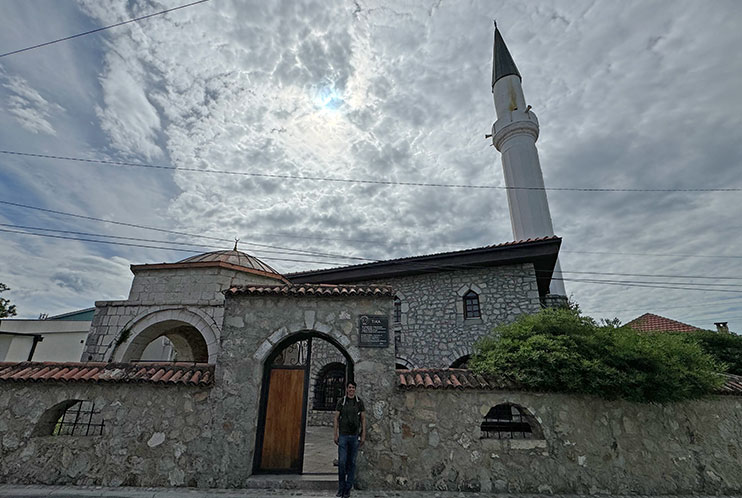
[358,315,389,348]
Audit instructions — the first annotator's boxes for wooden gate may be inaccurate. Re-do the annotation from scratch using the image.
[255,338,311,473]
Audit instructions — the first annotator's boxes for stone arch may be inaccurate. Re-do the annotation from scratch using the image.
[33,399,79,436]
[109,308,219,363]
[254,322,357,364]
[479,402,544,440]
[395,356,415,370]
[446,346,472,368]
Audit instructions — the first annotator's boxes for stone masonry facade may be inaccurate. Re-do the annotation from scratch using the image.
[84,268,279,362]
[370,263,541,368]
[359,389,742,495]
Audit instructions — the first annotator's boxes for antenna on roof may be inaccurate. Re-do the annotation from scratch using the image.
[233,238,239,251]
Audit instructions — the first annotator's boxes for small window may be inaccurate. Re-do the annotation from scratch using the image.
[35,400,105,437]
[393,297,402,323]
[481,404,534,439]
[313,363,346,411]
[451,355,471,369]
[463,291,481,319]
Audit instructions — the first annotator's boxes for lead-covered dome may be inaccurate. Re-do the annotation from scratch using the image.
[177,250,279,275]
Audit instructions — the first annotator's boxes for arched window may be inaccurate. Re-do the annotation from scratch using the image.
[313,362,346,411]
[450,354,471,368]
[463,291,481,319]
[33,400,105,437]
[393,297,402,323]
[481,403,539,440]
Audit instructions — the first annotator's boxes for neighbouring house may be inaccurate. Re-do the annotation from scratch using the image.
[0,308,93,362]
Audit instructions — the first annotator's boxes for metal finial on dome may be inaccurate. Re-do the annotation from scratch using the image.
[233,238,239,251]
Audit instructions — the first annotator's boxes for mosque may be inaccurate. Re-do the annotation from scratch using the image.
[1,27,740,495]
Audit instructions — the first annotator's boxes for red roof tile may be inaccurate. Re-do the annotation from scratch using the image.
[226,283,394,297]
[397,368,742,396]
[0,362,213,386]
[626,313,701,333]
[398,368,520,391]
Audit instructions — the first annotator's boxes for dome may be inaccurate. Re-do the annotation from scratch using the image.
[177,250,279,275]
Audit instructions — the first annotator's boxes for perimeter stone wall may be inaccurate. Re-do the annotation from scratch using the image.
[360,389,742,495]
[0,382,215,487]
[369,263,541,368]
[83,268,279,361]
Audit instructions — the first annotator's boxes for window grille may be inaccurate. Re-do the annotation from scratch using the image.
[313,363,346,411]
[480,404,533,439]
[52,400,105,436]
[393,297,402,323]
[463,291,481,319]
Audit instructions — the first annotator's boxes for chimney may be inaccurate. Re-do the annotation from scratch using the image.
[714,322,729,334]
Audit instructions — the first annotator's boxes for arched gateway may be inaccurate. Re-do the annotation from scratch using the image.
[254,331,353,473]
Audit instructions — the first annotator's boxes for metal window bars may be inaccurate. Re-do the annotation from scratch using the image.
[463,291,481,319]
[313,366,346,411]
[480,404,533,439]
[52,400,104,436]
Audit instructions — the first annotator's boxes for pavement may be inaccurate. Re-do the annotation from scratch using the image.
[2,486,742,498]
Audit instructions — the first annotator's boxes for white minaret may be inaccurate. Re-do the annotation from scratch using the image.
[490,25,566,296]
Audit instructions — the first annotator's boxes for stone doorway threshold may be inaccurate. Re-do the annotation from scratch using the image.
[245,474,336,491]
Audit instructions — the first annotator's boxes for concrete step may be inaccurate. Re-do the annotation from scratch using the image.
[244,474,336,491]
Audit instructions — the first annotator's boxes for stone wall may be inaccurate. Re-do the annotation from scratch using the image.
[0,382,215,487]
[306,339,347,426]
[84,267,278,362]
[371,263,541,368]
[360,389,742,495]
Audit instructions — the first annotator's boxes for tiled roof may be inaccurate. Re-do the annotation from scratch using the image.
[226,283,394,297]
[397,368,742,396]
[288,236,560,277]
[0,362,214,386]
[397,368,520,390]
[719,374,742,395]
[626,313,701,333]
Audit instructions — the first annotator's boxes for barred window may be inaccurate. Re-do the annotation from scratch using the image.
[34,400,105,437]
[463,291,481,319]
[393,297,402,323]
[481,404,534,439]
[313,363,346,411]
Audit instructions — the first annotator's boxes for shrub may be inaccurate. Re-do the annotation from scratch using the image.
[674,330,742,376]
[470,307,725,403]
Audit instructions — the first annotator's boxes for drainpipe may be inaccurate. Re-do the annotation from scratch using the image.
[27,335,44,361]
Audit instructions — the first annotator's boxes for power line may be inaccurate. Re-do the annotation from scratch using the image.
[0,228,344,267]
[562,250,742,260]
[555,277,742,293]
[0,200,372,262]
[0,0,211,59]
[0,223,367,261]
[3,149,741,193]
[542,269,742,281]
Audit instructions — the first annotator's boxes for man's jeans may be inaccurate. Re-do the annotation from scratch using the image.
[337,434,360,494]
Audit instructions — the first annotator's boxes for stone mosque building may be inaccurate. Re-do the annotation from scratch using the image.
[1,27,742,495]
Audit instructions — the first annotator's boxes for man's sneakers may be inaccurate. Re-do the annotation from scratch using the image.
[336,488,350,498]
[335,491,343,497]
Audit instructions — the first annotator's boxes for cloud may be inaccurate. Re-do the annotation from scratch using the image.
[2,74,64,135]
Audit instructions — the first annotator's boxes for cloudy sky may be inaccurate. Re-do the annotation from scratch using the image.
[1,0,741,329]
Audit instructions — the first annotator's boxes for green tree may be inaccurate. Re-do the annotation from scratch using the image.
[470,307,724,403]
[0,283,17,318]
[670,330,742,376]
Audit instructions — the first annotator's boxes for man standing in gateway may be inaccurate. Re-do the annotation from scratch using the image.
[334,381,366,498]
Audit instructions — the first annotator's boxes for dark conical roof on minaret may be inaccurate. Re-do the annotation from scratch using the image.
[491,23,521,88]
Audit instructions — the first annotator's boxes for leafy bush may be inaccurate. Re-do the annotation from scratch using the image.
[674,330,742,376]
[469,307,725,403]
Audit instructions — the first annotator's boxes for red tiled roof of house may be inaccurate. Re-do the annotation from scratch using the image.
[397,368,742,396]
[226,283,394,297]
[0,362,214,386]
[626,313,701,333]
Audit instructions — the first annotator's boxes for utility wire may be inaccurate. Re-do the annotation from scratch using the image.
[0,0,211,59]
[0,200,372,262]
[538,269,742,281]
[562,250,742,260]
[554,277,742,293]
[0,228,344,266]
[3,149,741,193]
[0,223,367,261]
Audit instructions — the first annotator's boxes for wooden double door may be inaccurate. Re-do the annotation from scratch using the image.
[255,336,350,473]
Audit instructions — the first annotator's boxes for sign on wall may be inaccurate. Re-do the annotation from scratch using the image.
[358,315,389,348]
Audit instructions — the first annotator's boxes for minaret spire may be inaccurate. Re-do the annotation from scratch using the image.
[491,23,521,91]
[489,24,566,297]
